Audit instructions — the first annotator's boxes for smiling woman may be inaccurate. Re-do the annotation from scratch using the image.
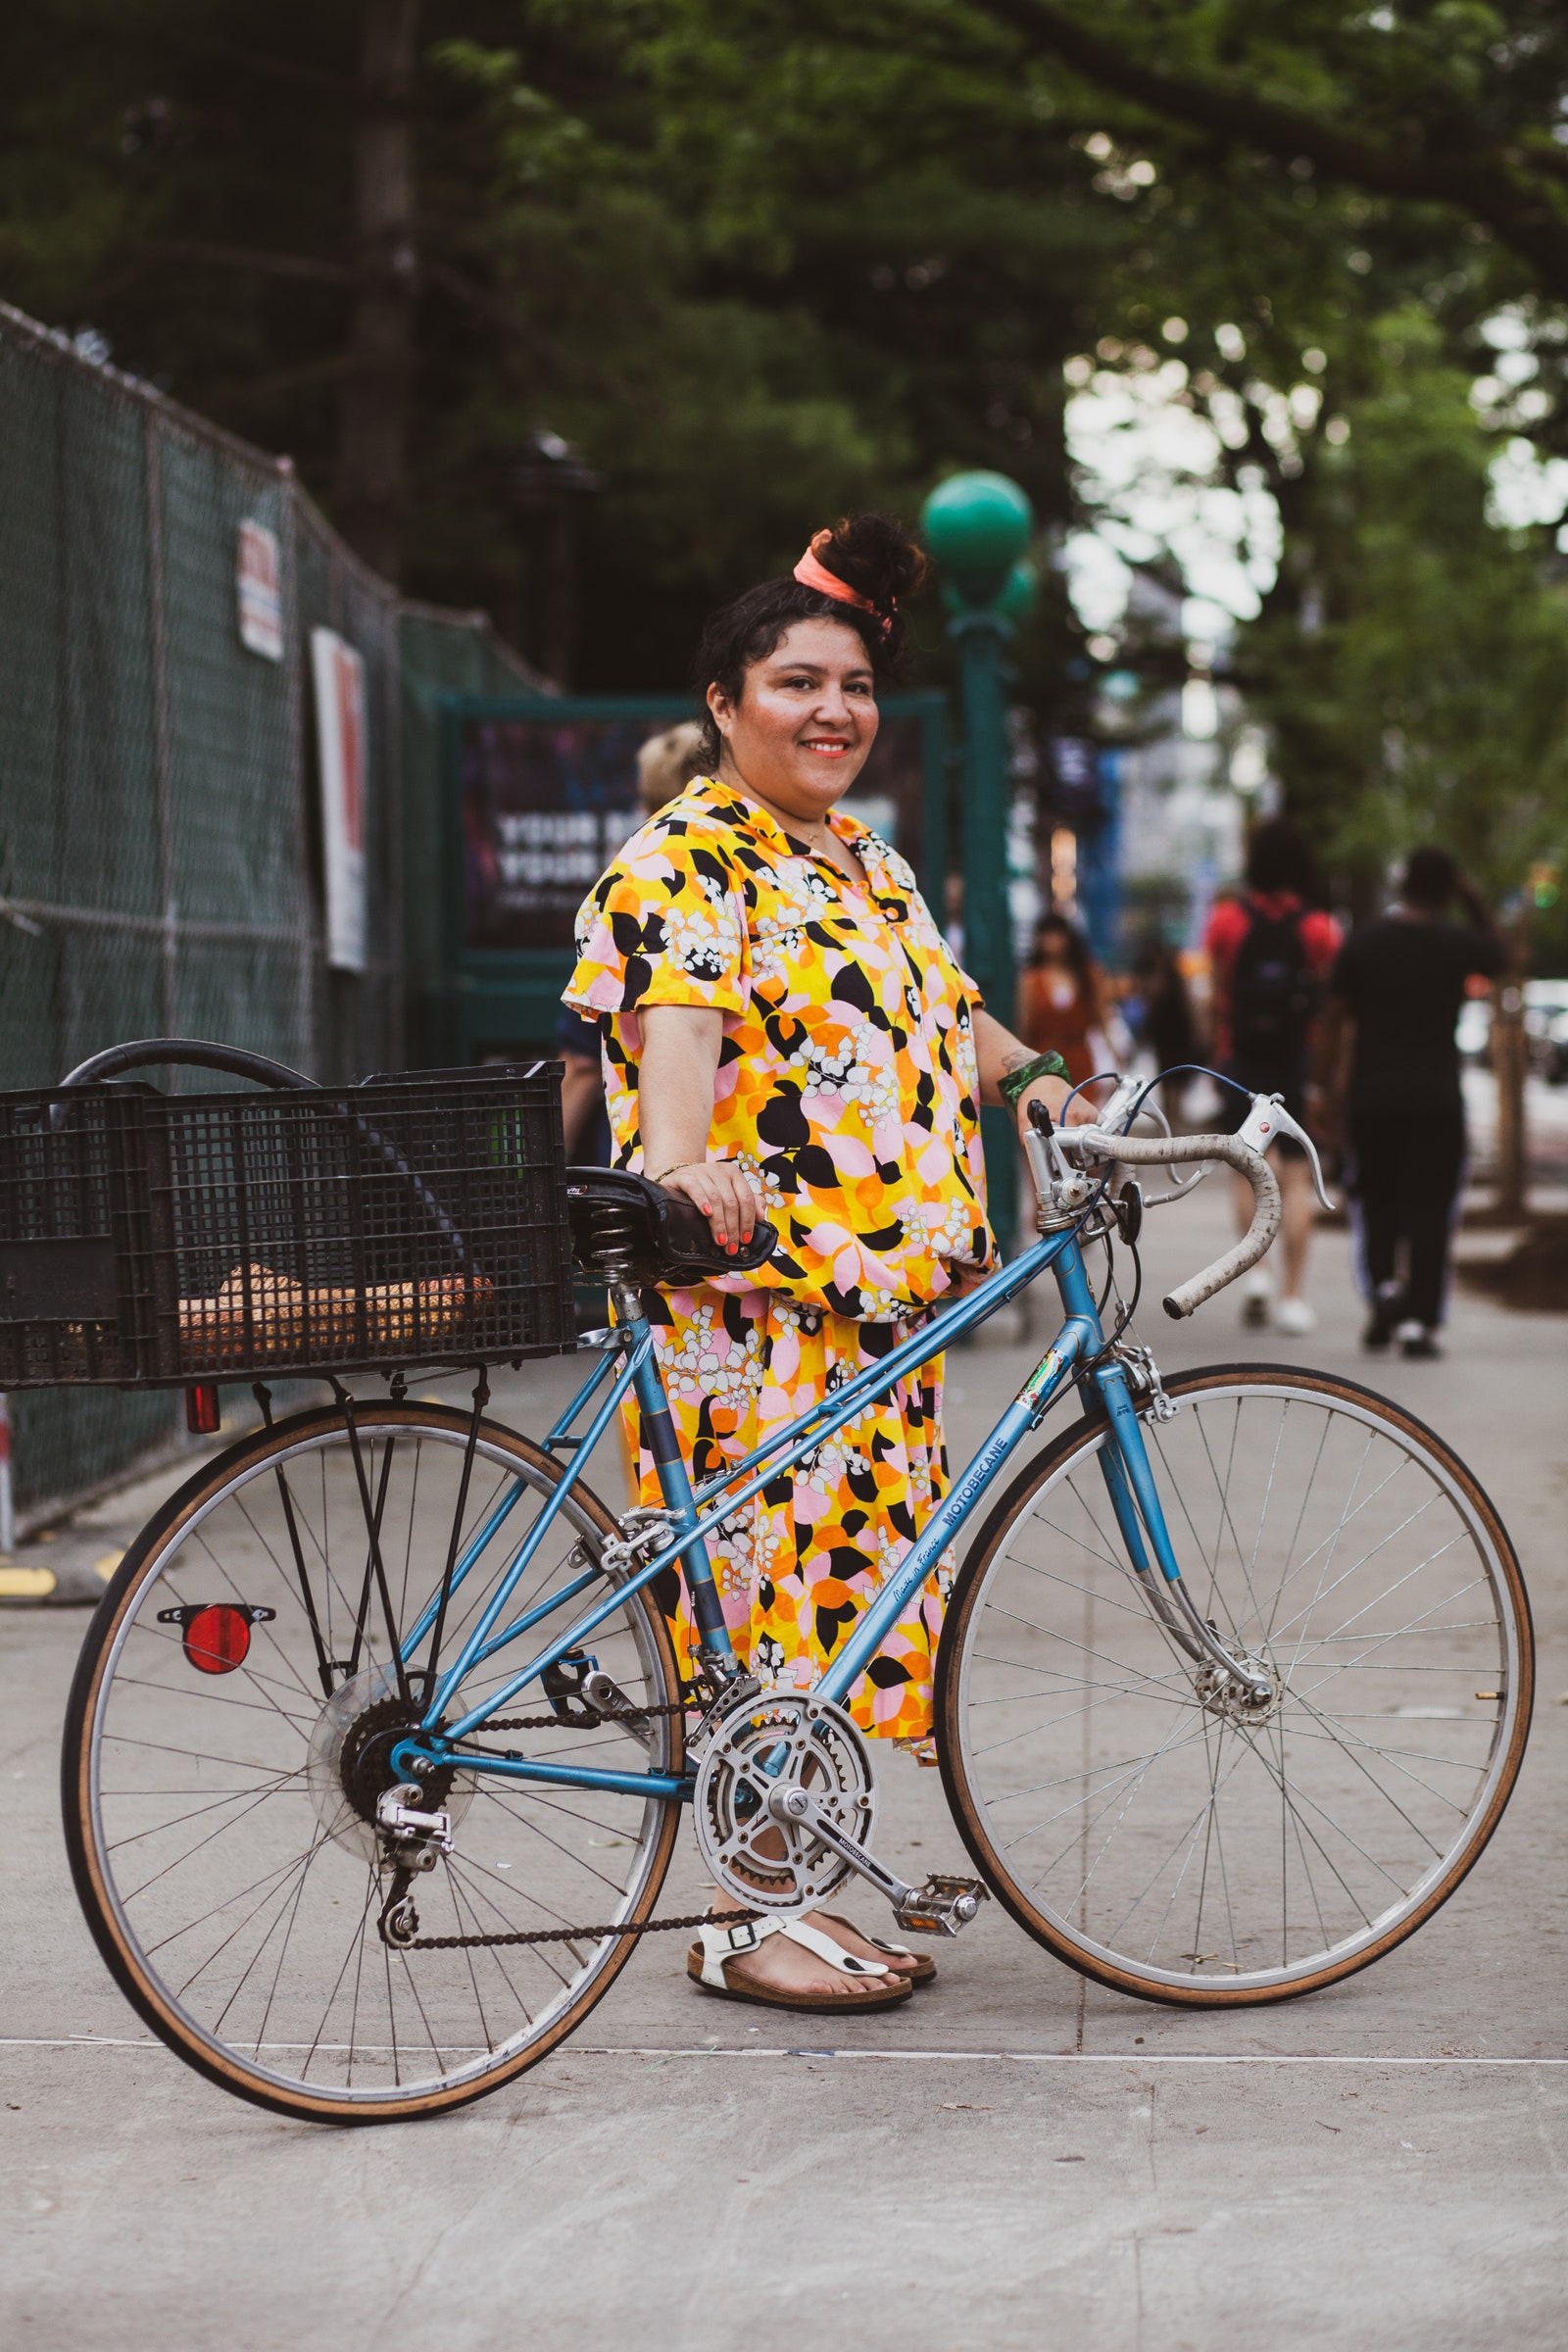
[564,514,1092,2012]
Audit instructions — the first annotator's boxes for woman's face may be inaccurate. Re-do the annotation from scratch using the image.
[708,617,877,825]
[1037,923,1071,966]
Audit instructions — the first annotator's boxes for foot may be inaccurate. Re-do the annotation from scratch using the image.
[1241,1271,1273,1329]
[1363,1284,1404,1350]
[706,1906,919,2000]
[1274,1296,1317,1337]
[1396,1320,1442,1359]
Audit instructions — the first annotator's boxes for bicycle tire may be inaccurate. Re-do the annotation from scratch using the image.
[63,1400,684,2122]
[936,1363,1532,2006]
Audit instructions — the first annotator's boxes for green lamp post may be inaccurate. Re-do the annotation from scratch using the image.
[921,470,1036,1253]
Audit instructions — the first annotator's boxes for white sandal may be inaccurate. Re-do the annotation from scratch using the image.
[687,1915,914,2012]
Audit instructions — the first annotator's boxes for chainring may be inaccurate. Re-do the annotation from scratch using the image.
[692,1688,876,1912]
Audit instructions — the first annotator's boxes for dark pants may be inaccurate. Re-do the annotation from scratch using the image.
[1348,1102,1466,1329]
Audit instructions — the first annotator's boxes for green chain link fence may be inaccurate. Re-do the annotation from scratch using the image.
[0,301,543,1530]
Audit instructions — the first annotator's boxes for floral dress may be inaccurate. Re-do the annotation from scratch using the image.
[564,776,994,1740]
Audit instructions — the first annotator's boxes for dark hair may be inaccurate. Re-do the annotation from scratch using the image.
[1032,911,1097,990]
[692,514,927,766]
[1245,817,1320,900]
[1401,845,1459,909]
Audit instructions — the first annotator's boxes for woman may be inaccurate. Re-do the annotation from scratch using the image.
[1018,912,1108,1090]
[565,515,1088,2012]
[1204,818,1341,1336]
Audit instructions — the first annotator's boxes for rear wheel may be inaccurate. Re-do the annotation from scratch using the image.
[63,1400,683,2122]
[938,1365,1532,2005]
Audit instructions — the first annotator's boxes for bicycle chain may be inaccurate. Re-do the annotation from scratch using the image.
[406,1907,758,1952]
[402,1687,744,1951]
[482,1697,690,1732]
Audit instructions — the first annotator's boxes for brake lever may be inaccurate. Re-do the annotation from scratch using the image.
[1234,1093,1335,1211]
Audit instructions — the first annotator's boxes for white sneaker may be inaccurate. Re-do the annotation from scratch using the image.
[1242,1271,1274,1329]
[1274,1297,1317,1337]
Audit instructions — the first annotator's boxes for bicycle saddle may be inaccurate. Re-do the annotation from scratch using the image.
[564,1167,778,1288]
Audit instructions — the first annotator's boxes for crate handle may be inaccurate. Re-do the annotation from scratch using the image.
[57,1036,473,1279]
[57,1039,316,1094]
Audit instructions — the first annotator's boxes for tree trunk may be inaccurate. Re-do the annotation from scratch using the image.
[334,0,420,581]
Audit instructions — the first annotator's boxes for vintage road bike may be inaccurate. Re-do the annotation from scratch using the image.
[63,1071,1535,2123]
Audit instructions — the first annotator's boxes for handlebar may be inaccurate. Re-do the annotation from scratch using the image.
[1056,1128,1282,1320]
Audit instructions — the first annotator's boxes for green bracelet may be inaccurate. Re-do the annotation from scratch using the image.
[998,1052,1070,1108]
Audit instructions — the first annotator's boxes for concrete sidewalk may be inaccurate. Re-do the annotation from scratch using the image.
[2,1182,1564,2348]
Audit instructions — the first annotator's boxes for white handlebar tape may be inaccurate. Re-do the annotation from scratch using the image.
[1060,1130,1282,1319]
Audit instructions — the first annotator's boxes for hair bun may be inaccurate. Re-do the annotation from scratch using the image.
[810,514,928,618]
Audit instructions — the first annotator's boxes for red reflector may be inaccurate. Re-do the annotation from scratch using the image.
[182,1603,253,1675]
[185,1383,221,1436]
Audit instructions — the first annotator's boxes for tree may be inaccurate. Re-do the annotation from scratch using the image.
[967,1,1568,311]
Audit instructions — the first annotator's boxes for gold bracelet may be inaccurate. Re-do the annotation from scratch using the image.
[649,1161,695,1184]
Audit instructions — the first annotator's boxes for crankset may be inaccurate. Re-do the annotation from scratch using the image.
[692,1686,988,1937]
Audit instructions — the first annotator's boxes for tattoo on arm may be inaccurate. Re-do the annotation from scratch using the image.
[999,1046,1032,1074]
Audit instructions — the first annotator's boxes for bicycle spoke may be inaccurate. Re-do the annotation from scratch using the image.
[74,1409,680,2114]
[951,1373,1526,1996]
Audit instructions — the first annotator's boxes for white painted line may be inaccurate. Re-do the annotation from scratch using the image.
[5,2037,1562,2068]
[580,2047,1568,2068]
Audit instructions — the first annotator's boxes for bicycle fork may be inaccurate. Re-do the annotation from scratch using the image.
[1047,1233,1275,1712]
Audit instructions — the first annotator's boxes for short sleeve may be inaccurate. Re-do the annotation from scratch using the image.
[1204,897,1247,973]
[564,822,747,1019]
[1301,909,1343,975]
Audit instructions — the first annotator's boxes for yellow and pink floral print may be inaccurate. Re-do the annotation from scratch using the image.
[632,1284,951,1741]
[564,775,997,1738]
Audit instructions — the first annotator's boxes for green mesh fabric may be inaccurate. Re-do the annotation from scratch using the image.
[0,303,540,1523]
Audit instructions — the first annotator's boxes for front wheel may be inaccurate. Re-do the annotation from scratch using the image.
[63,1401,684,2122]
[937,1364,1532,2006]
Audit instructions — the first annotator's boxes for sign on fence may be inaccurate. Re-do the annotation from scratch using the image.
[312,628,368,972]
[236,520,284,661]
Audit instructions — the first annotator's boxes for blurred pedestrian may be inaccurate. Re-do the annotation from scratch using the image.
[1136,939,1200,1118]
[1205,819,1342,1335]
[559,720,708,1162]
[636,719,705,816]
[1018,911,1111,1090]
[1316,847,1504,1358]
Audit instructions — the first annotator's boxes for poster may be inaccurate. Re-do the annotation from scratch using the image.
[461,718,650,954]
[236,519,283,661]
[311,627,368,972]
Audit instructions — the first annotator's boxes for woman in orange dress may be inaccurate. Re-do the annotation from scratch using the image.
[1017,912,1108,1091]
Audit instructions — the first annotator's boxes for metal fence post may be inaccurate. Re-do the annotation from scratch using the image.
[142,412,179,1048]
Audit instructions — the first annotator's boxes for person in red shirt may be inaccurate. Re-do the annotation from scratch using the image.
[1204,820,1341,1335]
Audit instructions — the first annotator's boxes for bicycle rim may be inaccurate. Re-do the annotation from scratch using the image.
[939,1366,1532,2004]
[63,1403,683,2120]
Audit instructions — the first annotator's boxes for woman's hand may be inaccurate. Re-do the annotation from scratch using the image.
[1012,1074,1100,1140]
[656,1160,759,1253]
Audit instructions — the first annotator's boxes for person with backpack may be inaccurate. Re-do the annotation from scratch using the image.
[1204,820,1342,1334]
[1315,847,1503,1358]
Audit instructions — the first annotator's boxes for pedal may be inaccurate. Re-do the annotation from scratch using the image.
[893,1875,989,1939]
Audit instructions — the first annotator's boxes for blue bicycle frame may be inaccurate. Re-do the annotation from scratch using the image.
[390,1213,1179,1802]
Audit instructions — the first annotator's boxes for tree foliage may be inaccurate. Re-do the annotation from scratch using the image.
[1,0,1565,886]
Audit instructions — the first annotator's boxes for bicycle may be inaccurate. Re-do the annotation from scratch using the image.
[50,1044,1533,2122]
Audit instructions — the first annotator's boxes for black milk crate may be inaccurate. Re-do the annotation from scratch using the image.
[0,1065,576,1389]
